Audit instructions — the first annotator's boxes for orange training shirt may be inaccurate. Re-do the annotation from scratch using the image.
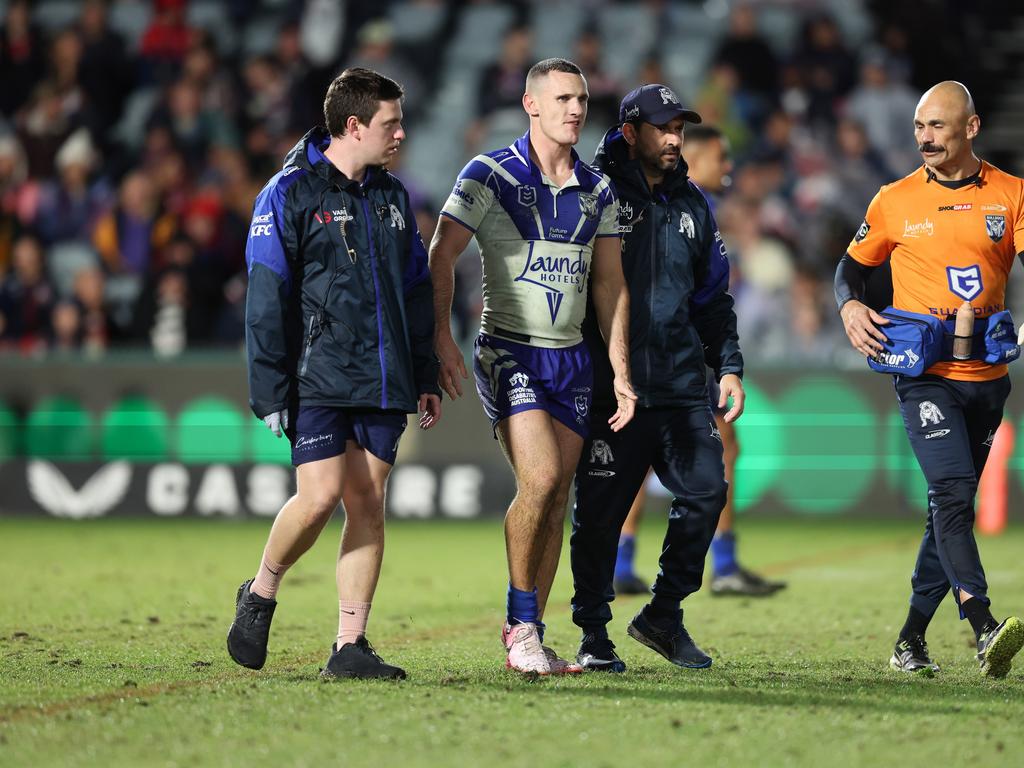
[847,161,1024,381]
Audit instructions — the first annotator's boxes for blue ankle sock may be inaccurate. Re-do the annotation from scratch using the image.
[615,535,636,580]
[711,531,739,577]
[507,585,538,625]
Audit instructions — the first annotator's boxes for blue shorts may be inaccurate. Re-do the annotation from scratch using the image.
[286,406,407,466]
[473,332,593,438]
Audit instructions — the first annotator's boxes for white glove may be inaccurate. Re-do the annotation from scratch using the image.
[263,409,289,437]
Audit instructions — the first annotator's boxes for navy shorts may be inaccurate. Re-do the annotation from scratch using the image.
[473,332,593,438]
[287,406,407,466]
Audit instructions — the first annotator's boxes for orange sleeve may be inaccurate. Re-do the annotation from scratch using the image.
[846,189,893,266]
[1014,178,1024,256]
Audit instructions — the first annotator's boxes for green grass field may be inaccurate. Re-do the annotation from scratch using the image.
[2,516,1022,767]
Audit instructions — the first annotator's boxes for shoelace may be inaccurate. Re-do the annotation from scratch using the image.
[904,636,929,659]
[513,626,544,657]
[243,603,270,628]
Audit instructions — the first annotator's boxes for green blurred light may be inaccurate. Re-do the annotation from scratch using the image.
[176,397,245,463]
[885,410,928,514]
[25,396,94,460]
[777,377,877,514]
[101,396,169,461]
[0,402,21,460]
[733,380,784,512]
[248,414,292,465]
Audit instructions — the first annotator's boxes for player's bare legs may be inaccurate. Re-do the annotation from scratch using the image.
[534,419,584,616]
[497,410,583,674]
[498,410,564,595]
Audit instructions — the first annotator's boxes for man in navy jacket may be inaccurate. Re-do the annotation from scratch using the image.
[228,67,441,680]
[572,85,744,672]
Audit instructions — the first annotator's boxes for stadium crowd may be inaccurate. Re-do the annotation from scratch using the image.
[0,0,996,364]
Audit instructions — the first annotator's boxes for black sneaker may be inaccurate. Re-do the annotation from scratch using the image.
[226,579,277,670]
[614,573,651,596]
[627,608,712,668]
[710,567,786,597]
[321,636,407,680]
[577,631,627,673]
[977,617,1024,679]
[889,634,940,674]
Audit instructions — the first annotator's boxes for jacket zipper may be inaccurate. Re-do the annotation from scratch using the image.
[643,201,658,404]
[361,197,388,409]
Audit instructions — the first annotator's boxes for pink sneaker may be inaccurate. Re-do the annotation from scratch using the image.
[503,622,551,675]
[543,645,583,674]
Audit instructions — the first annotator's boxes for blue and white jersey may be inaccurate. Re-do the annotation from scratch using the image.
[441,131,619,348]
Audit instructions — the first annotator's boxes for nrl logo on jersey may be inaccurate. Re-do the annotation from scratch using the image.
[578,192,600,221]
[517,185,537,207]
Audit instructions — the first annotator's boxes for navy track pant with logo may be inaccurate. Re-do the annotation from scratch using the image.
[570,405,727,632]
[894,373,1010,618]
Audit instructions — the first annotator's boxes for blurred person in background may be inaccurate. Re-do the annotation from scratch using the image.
[71,264,116,353]
[431,58,634,676]
[0,134,34,273]
[34,128,111,245]
[464,25,532,154]
[844,50,920,176]
[227,67,441,681]
[0,0,45,117]
[93,170,176,275]
[836,81,1024,677]
[711,2,779,129]
[77,0,134,145]
[0,233,54,352]
[571,88,743,673]
[790,12,857,132]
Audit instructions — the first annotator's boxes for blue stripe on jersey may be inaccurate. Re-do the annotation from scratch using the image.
[480,130,614,246]
[246,166,306,289]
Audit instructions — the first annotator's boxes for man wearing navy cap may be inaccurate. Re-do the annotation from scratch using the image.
[571,84,745,672]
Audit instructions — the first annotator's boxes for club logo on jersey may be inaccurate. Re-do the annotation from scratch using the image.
[659,87,679,105]
[903,218,934,238]
[985,214,1006,243]
[946,264,983,301]
[919,401,945,427]
[578,192,600,221]
[679,211,695,238]
[517,185,537,207]
[389,204,405,229]
[590,439,614,465]
[854,219,870,243]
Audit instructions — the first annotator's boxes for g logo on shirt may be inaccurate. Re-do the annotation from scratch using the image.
[946,264,983,301]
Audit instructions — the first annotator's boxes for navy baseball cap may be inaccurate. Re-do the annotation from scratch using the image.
[619,84,702,126]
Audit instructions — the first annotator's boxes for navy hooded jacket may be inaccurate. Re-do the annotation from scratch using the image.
[244,127,439,418]
[584,127,743,409]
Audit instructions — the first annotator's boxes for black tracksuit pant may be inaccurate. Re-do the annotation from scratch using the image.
[894,373,1010,618]
[570,405,727,632]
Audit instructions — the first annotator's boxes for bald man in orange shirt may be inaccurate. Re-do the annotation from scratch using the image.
[835,81,1024,678]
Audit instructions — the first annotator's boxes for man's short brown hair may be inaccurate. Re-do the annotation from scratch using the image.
[323,67,404,136]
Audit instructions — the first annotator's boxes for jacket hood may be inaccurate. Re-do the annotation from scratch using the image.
[283,127,385,188]
[593,125,690,196]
